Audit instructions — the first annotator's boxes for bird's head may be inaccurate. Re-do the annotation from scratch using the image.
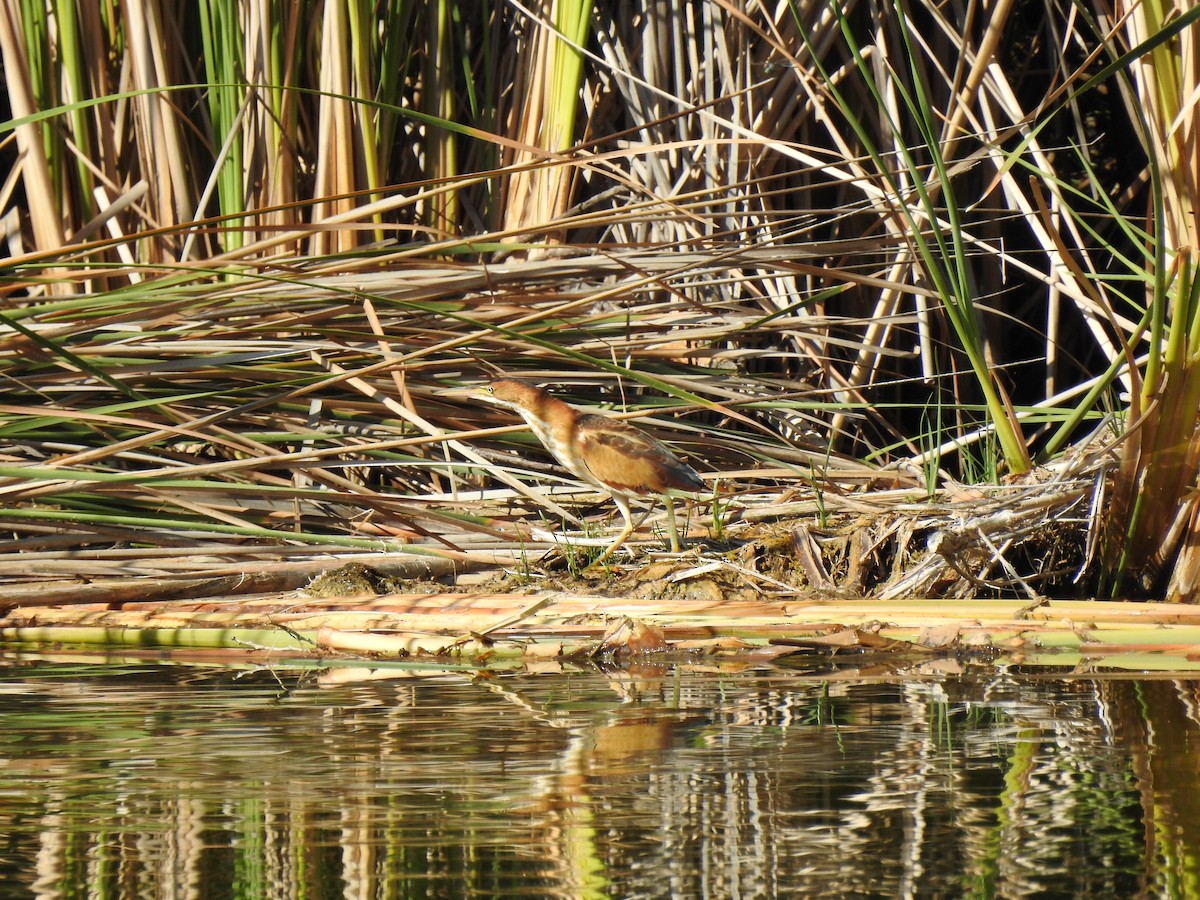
[481,378,546,412]
[443,377,550,415]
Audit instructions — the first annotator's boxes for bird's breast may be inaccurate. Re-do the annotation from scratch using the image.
[522,416,594,482]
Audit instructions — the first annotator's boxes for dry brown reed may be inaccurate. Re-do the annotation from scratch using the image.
[0,1,1197,601]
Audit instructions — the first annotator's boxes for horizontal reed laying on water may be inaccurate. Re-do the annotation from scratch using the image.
[6,584,1200,672]
[1,0,1199,616]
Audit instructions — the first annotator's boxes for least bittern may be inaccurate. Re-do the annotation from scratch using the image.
[465,378,706,562]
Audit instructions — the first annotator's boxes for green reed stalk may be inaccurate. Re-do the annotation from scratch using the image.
[198,0,246,253]
[1100,1,1200,596]
[795,0,1031,476]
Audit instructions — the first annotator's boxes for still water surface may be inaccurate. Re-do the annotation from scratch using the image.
[0,652,1196,899]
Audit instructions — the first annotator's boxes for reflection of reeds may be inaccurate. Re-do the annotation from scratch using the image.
[1,666,1179,896]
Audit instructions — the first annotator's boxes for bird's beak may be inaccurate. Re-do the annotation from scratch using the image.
[438,383,490,402]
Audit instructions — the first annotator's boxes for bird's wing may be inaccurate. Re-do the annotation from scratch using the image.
[576,415,704,495]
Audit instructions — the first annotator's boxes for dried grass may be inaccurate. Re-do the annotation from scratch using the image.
[0,1,1196,600]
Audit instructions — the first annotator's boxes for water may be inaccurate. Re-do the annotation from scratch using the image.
[0,652,1195,899]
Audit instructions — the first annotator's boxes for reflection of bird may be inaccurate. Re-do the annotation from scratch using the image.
[470,378,706,562]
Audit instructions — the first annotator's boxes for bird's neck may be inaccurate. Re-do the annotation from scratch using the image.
[514,394,589,479]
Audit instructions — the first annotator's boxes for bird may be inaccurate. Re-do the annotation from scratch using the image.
[466,377,706,563]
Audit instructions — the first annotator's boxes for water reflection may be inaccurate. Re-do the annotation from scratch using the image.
[0,654,1195,899]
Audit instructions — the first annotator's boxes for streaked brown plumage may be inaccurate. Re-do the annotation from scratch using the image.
[475,378,705,561]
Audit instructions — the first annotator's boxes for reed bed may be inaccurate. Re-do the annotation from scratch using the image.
[1,0,1199,644]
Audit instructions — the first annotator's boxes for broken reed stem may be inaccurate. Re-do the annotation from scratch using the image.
[0,625,318,651]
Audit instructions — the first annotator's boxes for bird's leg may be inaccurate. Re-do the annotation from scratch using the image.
[593,494,637,564]
[663,495,683,553]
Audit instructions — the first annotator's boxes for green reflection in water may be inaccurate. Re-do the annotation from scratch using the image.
[0,656,1191,898]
